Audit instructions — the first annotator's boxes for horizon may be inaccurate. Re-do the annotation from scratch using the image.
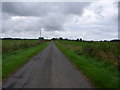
[1,37,119,41]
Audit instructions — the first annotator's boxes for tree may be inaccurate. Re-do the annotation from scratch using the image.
[76,39,79,41]
[51,38,57,40]
[64,38,68,40]
[59,37,63,40]
[80,38,82,41]
[39,37,44,40]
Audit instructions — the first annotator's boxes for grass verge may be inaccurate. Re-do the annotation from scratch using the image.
[3,42,49,81]
[55,42,119,88]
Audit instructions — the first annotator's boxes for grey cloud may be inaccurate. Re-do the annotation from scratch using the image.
[0,2,1,33]
[2,2,52,16]
[61,2,90,15]
[2,2,89,17]
[2,2,89,31]
[41,14,66,31]
[2,16,42,33]
[2,2,117,40]
[2,12,11,20]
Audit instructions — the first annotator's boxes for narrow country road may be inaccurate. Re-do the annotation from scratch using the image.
[3,42,92,88]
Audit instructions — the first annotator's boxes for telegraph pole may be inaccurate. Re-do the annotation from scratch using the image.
[40,29,41,39]
[39,29,42,44]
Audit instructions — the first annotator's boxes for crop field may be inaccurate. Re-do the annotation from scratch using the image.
[55,40,119,88]
[2,40,43,53]
[57,40,119,66]
[2,39,49,80]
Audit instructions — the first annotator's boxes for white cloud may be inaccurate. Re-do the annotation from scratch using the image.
[64,0,118,40]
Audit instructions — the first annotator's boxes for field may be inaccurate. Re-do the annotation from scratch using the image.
[0,40,1,82]
[2,39,119,88]
[2,39,42,53]
[57,40,119,66]
[55,40,119,88]
[2,39,49,81]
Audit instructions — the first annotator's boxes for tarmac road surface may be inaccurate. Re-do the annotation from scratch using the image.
[3,42,92,88]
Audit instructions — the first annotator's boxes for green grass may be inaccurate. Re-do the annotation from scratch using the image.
[2,40,42,53]
[2,42,49,80]
[57,40,119,66]
[0,54,2,82]
[0,40,2,82]
[55,42,119,88]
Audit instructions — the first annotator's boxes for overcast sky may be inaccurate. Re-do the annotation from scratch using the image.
[1,0,118,40]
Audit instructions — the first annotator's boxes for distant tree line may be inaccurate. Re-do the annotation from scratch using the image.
[1,37,120,42]
[51,37,120,42]
[1,38,38,40]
